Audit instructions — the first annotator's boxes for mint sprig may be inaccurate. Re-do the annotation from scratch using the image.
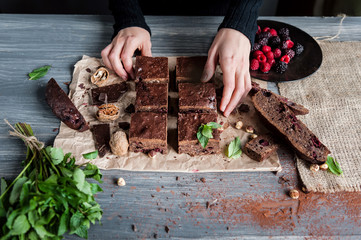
[225,137,243,159]
[326,155,343,176]
[28,65,51,80]
[197,122,221,148]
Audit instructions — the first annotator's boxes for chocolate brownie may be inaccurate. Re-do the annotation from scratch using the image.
[176,56,208,84]
[135,82,168,113]
[178,113,220,156]
[45,78,89,132]
[92,123,111,157]
[129,112,168,154]
[135,56,169,82]
[178,83,217,113]
[252,89,330,164]
[243,135,279,162]
[91,83,128,105]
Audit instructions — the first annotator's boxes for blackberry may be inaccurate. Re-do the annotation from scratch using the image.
[252,43,261,52]
[284,49,295,59]
[258,37,268,46]
[293,43,304,55]
[258,31,272,40]
[274,61,288,74]
[281,41,289,50]
[281,35,291,41]
[278,27,289,37]
[268,36,281,48]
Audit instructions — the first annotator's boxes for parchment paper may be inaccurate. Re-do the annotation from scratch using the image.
[54,55,281,172]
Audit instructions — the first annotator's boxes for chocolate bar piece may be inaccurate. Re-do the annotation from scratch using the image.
[91,83,128,105]
[92,124,110,157]
[178,83,217,113]
[45,78,89,132]
[134,56,169,82]
[135,82,168,113]
[176,56,208,84]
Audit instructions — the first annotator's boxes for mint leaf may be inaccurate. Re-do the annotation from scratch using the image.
[197,130,209,148]
[201,125,213,139]
[11,215,30,235]
[197,122,221,148]
[45,146,64,165]
[326,156,343,176]
[1,177,7,195]
[28,65,51,80]
[226,137,242,159]
[9,176,28,205]
[207,122,222,129]
[83,150,99,160]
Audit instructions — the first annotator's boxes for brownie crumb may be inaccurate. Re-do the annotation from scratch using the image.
[78,83,85,89]
[175,176,179,181]
[153,233,158,238]
[63,81,70,86]
[132,224,137,232]
[52,128,59,132]
[238,103,250,113]
[86,68,91,73]
[165,226,170,233]
[200,177,206,183]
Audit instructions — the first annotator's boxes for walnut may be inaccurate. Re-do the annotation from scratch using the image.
[96,104,120,122]
[109,130,129,156]
[91,67,109,86]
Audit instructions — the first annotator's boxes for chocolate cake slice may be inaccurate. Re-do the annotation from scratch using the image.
[176,56,208,84]
[252,89,330,164]
[129,112,168,154]
[92,124,111,157]
[178,83,217,113]
[45,78,89,132]
[134,56,169,83]
[135,82,168,113]
[243,135,279,162]
[91,83,128,105]
[178,113,220,156]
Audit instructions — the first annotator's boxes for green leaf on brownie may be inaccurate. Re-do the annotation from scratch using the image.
[197,122,221,148]
[82,150,99,160]
[28,65,51,80]
[226,137,242,159]
[326,155,343,176]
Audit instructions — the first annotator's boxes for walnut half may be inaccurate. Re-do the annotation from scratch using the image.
[91,67,109,86]
[96,104,120,122]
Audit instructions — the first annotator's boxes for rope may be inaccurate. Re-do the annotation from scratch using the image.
[314,14,347,41]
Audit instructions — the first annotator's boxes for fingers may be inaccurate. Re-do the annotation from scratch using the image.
[201,50,217,82]
[219,58,236,113]
[108,41,128,80]
[121,38,140,79]
[141,41,152,57]
[101,44,113,70]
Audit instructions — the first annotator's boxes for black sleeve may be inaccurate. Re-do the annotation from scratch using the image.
[109,0,151,39]
[218,0,263,46]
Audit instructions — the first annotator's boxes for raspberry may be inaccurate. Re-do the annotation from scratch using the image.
[256,54,267,63]
[280,55,290,64]
[273,48,282,58]
[252,43,261,52]
[262,27,270,32]
[267,58,275,67]
[250,59,260,70]
[253,50,263,58]
[269,29,277,36]
[285,49,295,59]
[285,40,294,49]
[279,27,289,37]
[258,37,268,46]
[260,62,271,73]
[257,25,261,35]
[268,36,281,48]
[293,42,304,55]
[274,61,288,74]
[266,51,274,60]
[262,45,272,53]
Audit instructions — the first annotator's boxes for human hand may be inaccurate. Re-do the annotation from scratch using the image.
[201,28,252,117]
[101,27,152,80]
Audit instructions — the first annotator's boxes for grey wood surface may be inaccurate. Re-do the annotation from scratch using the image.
[1,14,361,239]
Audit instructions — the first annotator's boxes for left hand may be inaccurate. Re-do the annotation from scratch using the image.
[201,28,252,117]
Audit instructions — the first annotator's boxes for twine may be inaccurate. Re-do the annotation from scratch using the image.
[314,14,347,41]
[4,119,45,151]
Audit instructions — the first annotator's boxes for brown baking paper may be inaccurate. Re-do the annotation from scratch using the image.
[53,55,281,172]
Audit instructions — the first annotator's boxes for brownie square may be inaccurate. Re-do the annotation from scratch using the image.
[176,56,208,84]
[91,83,128,105]
[135,82,168,113]
[92,124,111,157]
[178,113,220,156]
[243,135,279,162]
[178,83,217,113]
[129,112,168,154]
[135,56,169,82]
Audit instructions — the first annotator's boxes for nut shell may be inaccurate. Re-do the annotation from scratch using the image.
[289,189,299,199]
[96,104,120,122]
[109,130,129,156]
[91,67,109,87]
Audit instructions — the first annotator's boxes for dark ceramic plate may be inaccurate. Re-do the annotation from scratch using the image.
[250,20,322,82]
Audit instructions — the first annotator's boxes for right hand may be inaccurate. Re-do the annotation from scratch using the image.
[101,27,152,80]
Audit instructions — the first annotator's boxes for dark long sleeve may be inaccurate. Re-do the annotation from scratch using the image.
[109,0,151,39]
[219,0,263,46]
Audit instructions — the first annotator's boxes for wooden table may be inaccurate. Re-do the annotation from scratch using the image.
[1,15,361,239]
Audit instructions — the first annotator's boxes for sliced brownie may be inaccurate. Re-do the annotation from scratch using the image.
[134,56,169,83]
[178,83,217,113]
[46,78,89,132]
[178,113,220,156]
[252,89,330,164]
[91,83,128,105]
[176,56,208,84]
[135,82,168,113]
[243,135,279,162]
[92,123,111,157]
[129,112,168,154]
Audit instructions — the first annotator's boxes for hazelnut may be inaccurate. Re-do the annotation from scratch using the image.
[289,189,299,199]
[148,150,157,158]
[319,163,328,171]
[302,186,310,194]
[91,67,109,86]
[109,130,129,156]
[96,104,120,122]
[246,126,255,133]
[117,177,126,186]
[249,134,258,140]
[235,121,243,130]
[310,164,320,172]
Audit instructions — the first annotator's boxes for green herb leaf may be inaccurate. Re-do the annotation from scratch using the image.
[201,125,213,139]
[28,65,51,80]
[326,156,343,176]
[197,122,221,148]
[206,122,222,129]
[45,146,64,165]
[226,137,243,159]
[83,150,99,160]
[9,176,28,205]
[1,177,7,195]
[197,129,209,148]
[11,215,30,235]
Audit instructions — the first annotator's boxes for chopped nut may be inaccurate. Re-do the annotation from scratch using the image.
[235,121,243,129]
[246,126,255,133]
[117,177,126,186]
[289,189,299,199]
[91,67,109,86]
[319,163,328,171]
[302,186,310,194]
[249,134,258,140]
[96,104,120,122]
[310,164,320,172]
[109,130,129,156]
[148,150,157,158]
